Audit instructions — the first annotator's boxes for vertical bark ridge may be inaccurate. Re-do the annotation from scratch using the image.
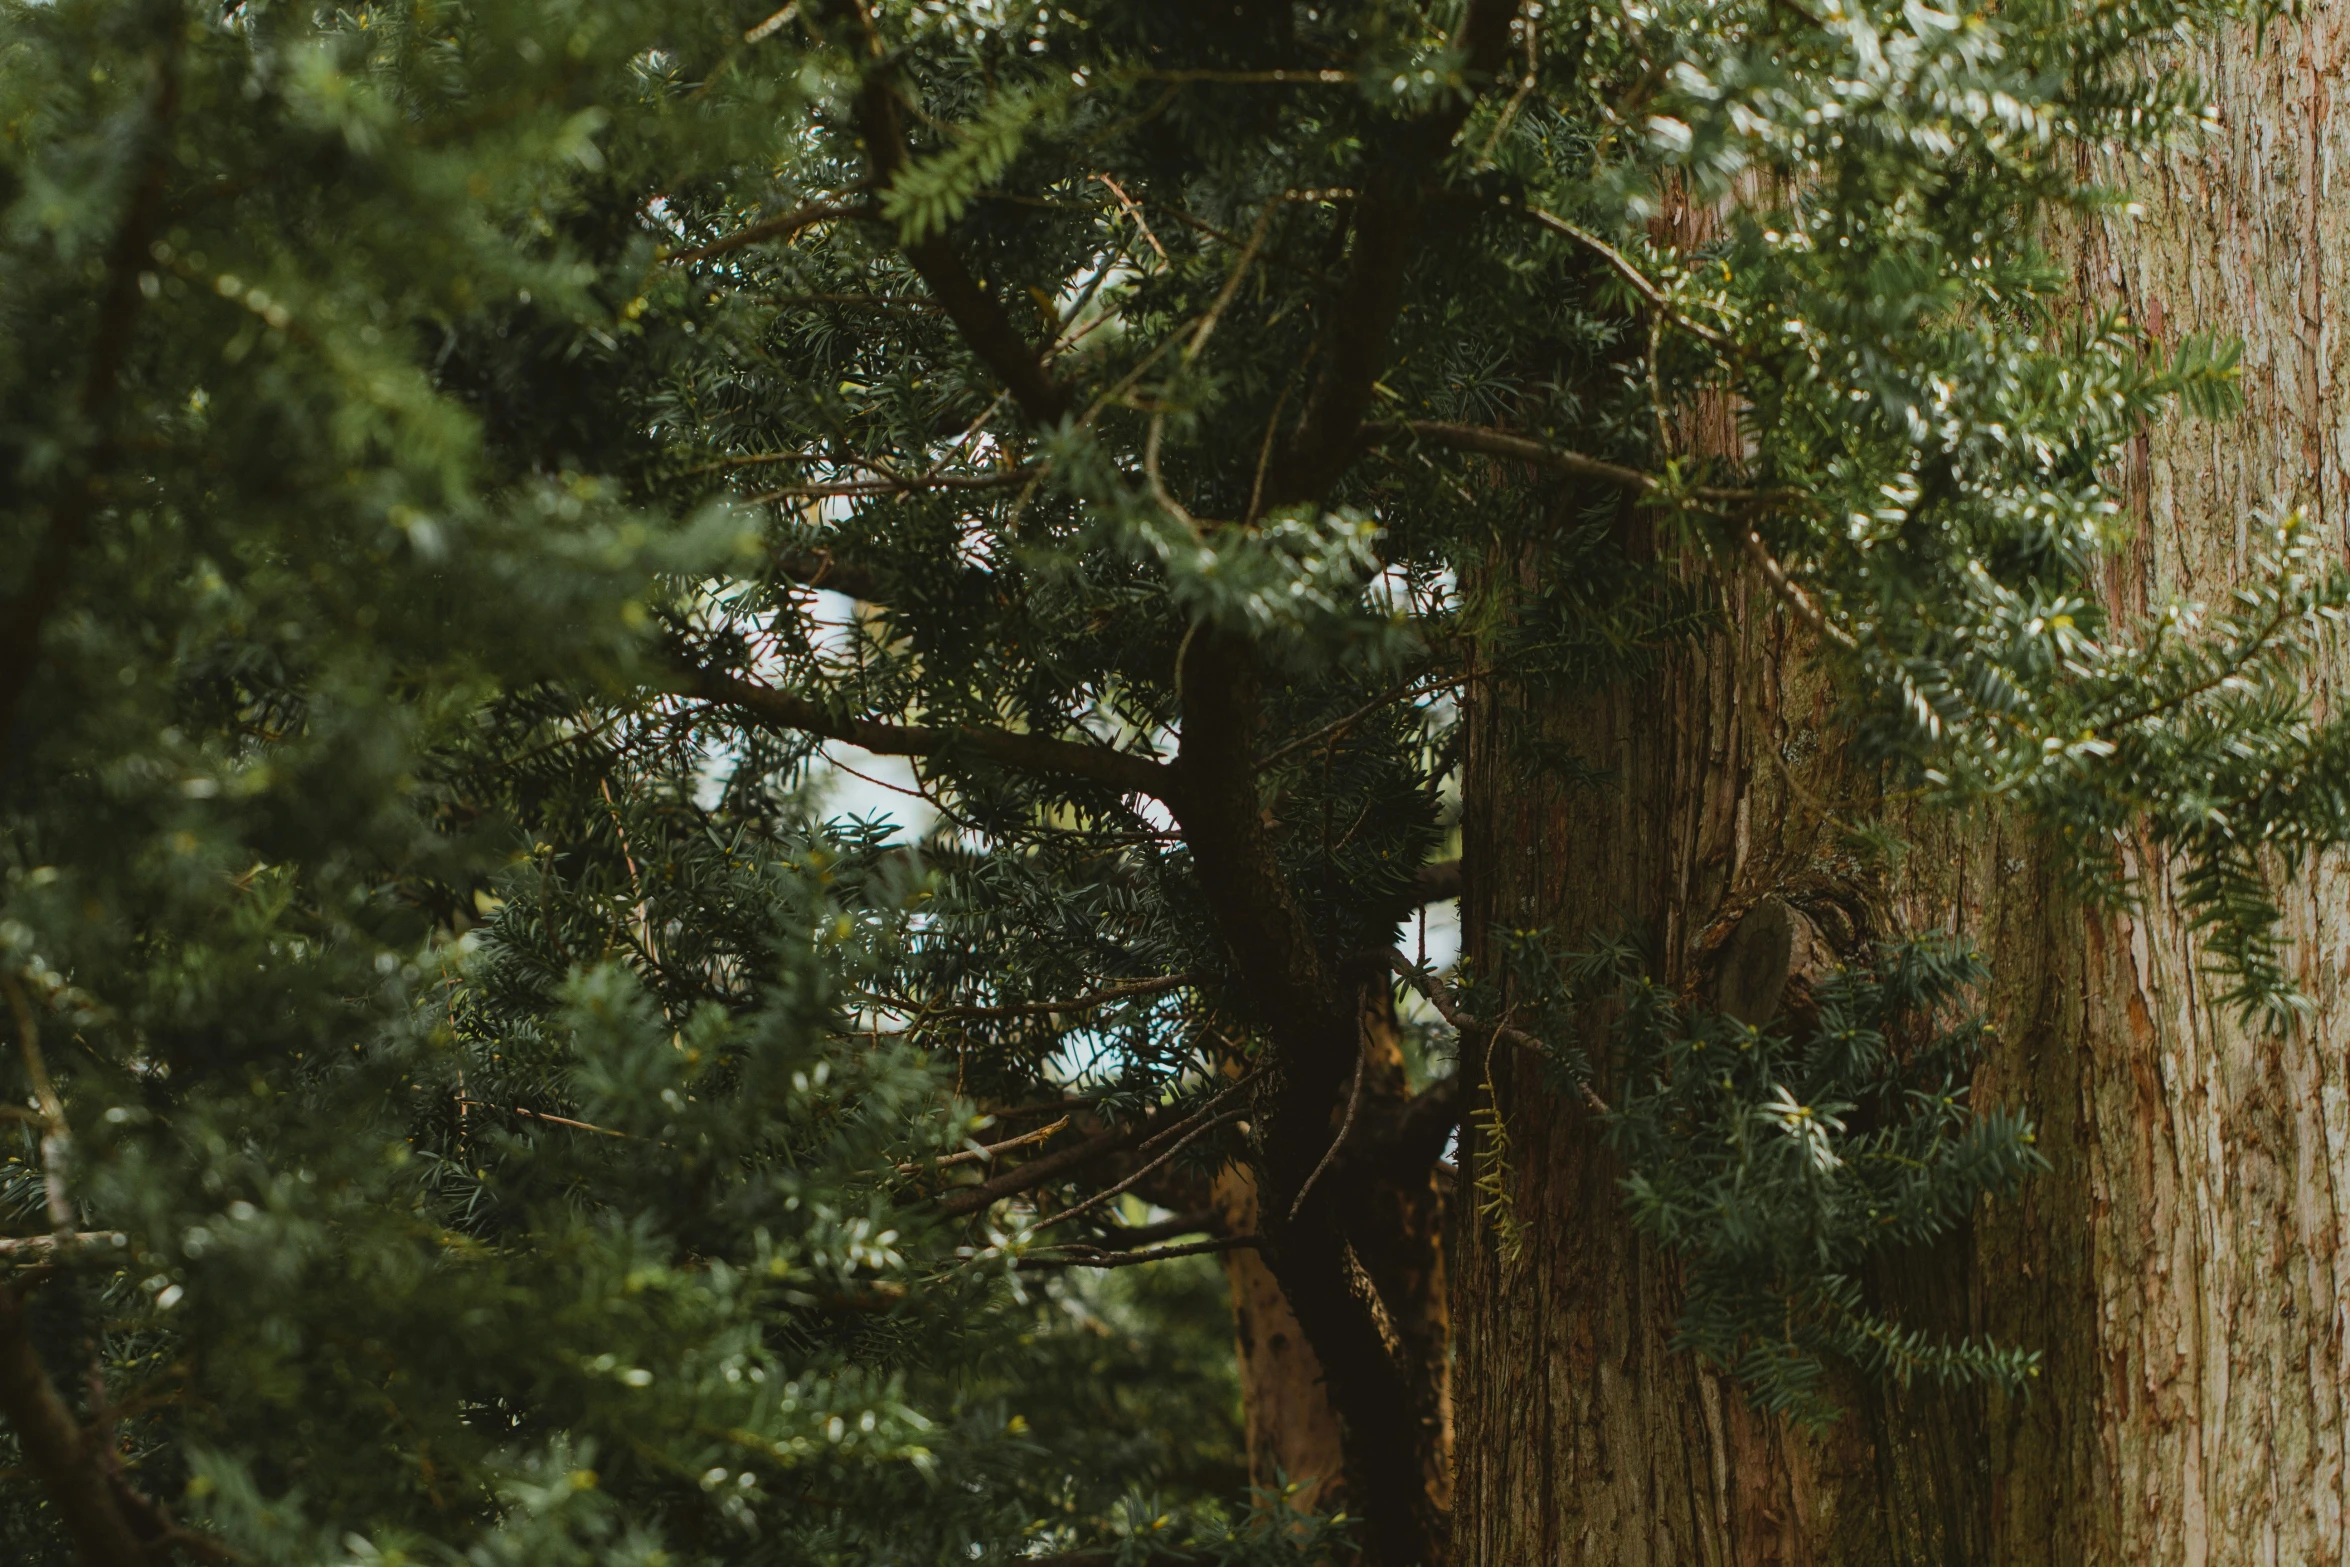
[1453,10,2350,1563]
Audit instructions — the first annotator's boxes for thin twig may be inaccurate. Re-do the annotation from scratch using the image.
[458,1100,629,1139]
[3,975,73,1241]
[665,201,869,266]
[898,1115,1070,1175]
[743,467,1039,504]
[1016,1235,1262,1271]
[1740,526,1855,647]
[870,974,1192,1022]
[1385,949,1609,1113]
[0,1234,124,1259]
[1093,174,1166,261]
[1287,1020,1368,1223]
[1031,1108,1247,1235]
[1255,666,1451,773]
[1186,199,1275,361]
[1512,204,1729,348]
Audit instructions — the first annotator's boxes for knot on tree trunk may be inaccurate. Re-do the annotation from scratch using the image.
[1712,892,1862,1031]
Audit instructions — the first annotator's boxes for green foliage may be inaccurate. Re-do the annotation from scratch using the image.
[1593,937,2046,1426]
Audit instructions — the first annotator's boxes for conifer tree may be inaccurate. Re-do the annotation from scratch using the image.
[4,1,2342,1565]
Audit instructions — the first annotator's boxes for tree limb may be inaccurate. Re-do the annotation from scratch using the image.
[664,201,871,266]
[1085,1207,1221,1248]
[1386,948,1608,1114]
[1406,858,1461,908]
[0,1277,154,1567]
[870,973,1192,1022]
[744,467,1039,503]
[772,547,887,603]
[1032,1109,1246,1234]
[899,1116,1070,1176]
[1508,203,1730,347]
[834,4,1071,425]
[930,1115,1146,1217]
[1389,419,1659,490]
[1259,0,1524,511]
[687,668,1171,798]
[1015,1235,1261,1271]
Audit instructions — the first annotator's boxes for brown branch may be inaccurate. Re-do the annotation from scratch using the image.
[1015,1235,1261,1271]
[1259,0,1524,513]
[1390,420,1658,490]
[458,1100,628,1139]
[1739,524,1856,647]
[930,1114,1144,1218]
[1089,1207,1221,1248]
[1254,665,1451,774]
[1511,204,1730,347]
[0,1276,153,1566]
[772,547,887,603]
[871,973,1192,1022]
[687,668,1172,799]
[1385,949,1608,1114]
[0,13,182,744]
[664,201,869,266]
[897,1115,1069,1175]
[1407,858,1461,908]
[0,1233,125,1259]
[834,3,1070,425]
[934,1075,1256,1219]
[1032,1109,1246,1234]
[744,467,1039,503]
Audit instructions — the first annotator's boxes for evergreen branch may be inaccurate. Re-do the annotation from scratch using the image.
[773,547,887,603]
[1255,665,1452,773]
[898,1116,1070,1175]
[664,200,871,266]
[1014,1235,1261,1271]
[929,1084,1255,1219]
[1507,203,1731,348]
[835,3,1071,425]
[1087,1208,1221,1248]
[0,1233,125,1258]
[1384,949,1608,1113]
[686,668,1171,798]
[867,973,1193,1021]
[1260,0,1525,511]
[743,467,1040,503]
[457,1100,629,1139]
[1031,1109,1246,1234]
[0,1277,154,1566]
[1382,420,1657,491]
[1385,419,1801,505]
[1739,524,1856,648]
[930,1115,1146,1217]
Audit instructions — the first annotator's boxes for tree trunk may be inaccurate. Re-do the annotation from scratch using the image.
[1216,991,1452,1524]
[1449,10,2350,1563]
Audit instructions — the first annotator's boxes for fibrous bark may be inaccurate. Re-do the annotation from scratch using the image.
[1449,10,2350,1562]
